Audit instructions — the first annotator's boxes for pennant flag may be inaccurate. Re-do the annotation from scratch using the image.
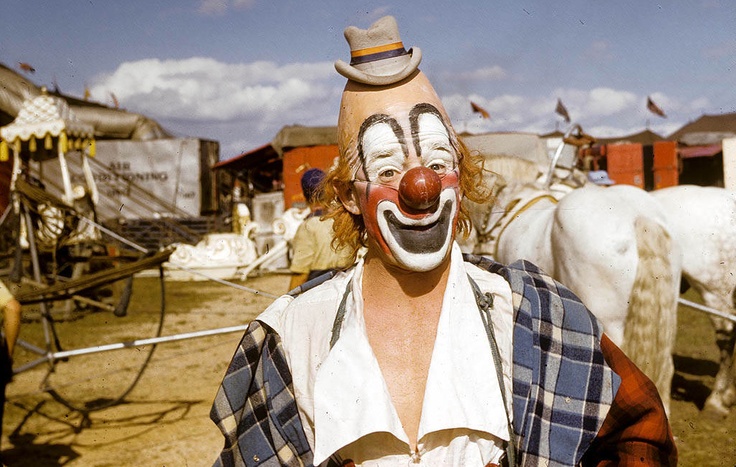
[555,98,571,122]
[17,62,36,74]
[646,96,667,118]
[470,101,490,119]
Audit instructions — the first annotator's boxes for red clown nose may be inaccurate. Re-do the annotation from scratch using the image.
[398,166,443,210]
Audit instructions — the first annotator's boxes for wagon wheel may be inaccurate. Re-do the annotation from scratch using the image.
[13,233,172,414]
[41,268,167,414]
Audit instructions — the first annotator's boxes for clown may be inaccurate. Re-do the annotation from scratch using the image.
[326,62,489,273]
[212,16,676,467]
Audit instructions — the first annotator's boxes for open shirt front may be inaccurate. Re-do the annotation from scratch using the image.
[260,243,515,466]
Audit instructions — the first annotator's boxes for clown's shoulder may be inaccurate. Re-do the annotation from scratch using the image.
[256,268,354,343]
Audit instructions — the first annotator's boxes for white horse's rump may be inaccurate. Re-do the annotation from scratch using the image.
[652,185,736,416]
[467,178,681,413]
[548,184,680,413]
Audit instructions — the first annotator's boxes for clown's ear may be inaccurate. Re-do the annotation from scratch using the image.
[335,180,361,215]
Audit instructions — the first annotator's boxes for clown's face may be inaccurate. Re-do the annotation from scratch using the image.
[345,103,460,272]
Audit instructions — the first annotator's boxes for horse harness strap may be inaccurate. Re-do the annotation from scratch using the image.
[482,193,558,259]
[328,277,516,466]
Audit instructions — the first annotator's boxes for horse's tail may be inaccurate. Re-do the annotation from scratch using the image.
[621,217,677,412]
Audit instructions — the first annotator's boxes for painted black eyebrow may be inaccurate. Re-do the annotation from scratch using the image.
[356,113,407,179]
[409,103,454,162]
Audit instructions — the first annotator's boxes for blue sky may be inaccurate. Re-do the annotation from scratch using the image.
[2,1,735,160]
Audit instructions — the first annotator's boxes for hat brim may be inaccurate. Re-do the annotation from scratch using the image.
[335,47,422,86]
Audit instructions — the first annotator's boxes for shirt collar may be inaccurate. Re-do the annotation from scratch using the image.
[312,243,509,464]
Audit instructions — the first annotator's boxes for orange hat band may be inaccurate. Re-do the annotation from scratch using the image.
[350,41,408,65]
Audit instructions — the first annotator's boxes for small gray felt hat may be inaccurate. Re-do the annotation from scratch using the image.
[334,15,422,86]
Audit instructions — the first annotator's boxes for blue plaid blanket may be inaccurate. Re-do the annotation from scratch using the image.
[210,257,619,466]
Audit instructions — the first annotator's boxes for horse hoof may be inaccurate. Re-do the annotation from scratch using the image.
[702,400,730,420]
[721,386,736,407]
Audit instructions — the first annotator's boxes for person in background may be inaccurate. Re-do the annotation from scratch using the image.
[288,168,354,290]
[212,15,675,466]
[587,169,616,186]
[0,279,21,451]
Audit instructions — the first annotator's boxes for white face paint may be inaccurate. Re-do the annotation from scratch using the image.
[352,105,460,272]
[358,112,456,186]
[360,121,406,184]
[415,112,456,177]
[376,188,459,271]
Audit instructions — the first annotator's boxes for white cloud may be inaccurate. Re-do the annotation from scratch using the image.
[86,58,705,158]
[89,57,338,121]
[642,93,712,118]
[548,87,638,119]
[444,86,688,138]
[687,97,711,112]
[585,87,638,116]
[88,57,342,157]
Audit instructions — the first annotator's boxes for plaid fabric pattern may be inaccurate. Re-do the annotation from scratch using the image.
[581,335,677,466]
[466,255,621,467]
[210,320,312,467]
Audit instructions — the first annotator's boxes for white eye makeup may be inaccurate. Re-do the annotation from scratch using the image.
[356,107,458,186]
[416,112,456,177]
[360,121,405,185]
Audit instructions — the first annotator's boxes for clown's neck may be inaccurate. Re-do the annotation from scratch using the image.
[360,252,451,450]
[361,251,451,300]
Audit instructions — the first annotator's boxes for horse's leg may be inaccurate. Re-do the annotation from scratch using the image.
[708,319,736,416]
[686,280,736,417]
[654,185,736,416]
[725,338,736,407]
[698,288,736,416]
[710,319,736,409]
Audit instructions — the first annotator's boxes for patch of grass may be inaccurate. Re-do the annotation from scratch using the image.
[670,289,736,466]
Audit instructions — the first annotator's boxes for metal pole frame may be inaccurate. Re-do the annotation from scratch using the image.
[678,298,736,324]
[13,324,248,375]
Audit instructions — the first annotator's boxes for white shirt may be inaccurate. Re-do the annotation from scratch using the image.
[259,243,515,466]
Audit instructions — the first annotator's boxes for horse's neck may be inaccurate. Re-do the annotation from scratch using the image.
[476,184,557,258]
[494,184,555,219]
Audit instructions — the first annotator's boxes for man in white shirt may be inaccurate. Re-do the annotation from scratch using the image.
[212,15,675,467]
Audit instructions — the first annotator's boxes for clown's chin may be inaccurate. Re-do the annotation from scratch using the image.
[393,244,452,272]
[379,196,457,272]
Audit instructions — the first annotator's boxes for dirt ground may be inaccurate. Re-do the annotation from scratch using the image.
[1,274,735,466]
[2,273,289,467]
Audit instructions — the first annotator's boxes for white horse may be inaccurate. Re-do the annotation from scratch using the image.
[464,161,681,412]
[652,184,736,416]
